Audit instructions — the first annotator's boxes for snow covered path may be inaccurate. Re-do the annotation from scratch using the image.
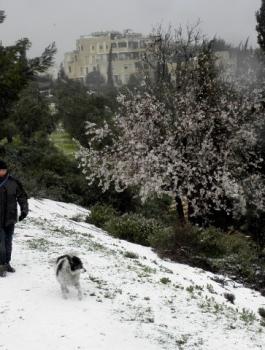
[0,198,265,350]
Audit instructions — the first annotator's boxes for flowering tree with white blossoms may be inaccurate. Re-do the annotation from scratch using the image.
[77,27,265,225]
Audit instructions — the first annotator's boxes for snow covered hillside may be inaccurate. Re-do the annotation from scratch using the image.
[0,198,265,350]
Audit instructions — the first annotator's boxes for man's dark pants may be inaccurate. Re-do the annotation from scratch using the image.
[0,224,14,265]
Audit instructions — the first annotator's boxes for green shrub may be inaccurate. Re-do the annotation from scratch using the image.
[224,292,235,304]
[124,251,139,259]
[87,203,118,228]
[148,226,176,251]
[148,223,258,281]
[198,227,256,258]
[160,277,171,284]
[149,223,201,254]
[197,227,224,256]
[135,194,177,225]
[104,213,163,246]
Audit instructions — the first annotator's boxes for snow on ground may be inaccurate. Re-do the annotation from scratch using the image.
[0,198,265,350]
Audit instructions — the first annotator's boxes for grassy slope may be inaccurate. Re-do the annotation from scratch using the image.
[49,127,78,159]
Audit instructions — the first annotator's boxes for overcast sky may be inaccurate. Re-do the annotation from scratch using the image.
[0,0,262,66]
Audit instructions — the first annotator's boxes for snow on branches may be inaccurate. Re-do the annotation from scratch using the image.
[77,28,265,218]
[77,87,264,217]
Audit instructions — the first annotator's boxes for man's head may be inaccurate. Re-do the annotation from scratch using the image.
[0,160,7,177]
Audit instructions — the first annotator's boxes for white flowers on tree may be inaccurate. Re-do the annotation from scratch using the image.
[77,28,265,221]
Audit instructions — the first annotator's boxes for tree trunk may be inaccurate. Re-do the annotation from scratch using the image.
[175,195,186,225]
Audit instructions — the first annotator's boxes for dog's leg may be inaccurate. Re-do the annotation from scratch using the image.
[61,284,69,299]
[74,282,82,300]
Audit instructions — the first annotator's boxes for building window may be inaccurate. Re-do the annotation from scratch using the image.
[114,75,120,83]
[99,45,103,50]
[132,52,139,59]
[111,42,117,48]
[91,45,95,50]
[80,45,84,51]
[68,66,72,73]
[128,41,139,49]
[118,41,127,48]
[124,66,128,70]
[135,62,142,69]
[99,54,107,62]
[119,52,130,60]
[140,40,146,48]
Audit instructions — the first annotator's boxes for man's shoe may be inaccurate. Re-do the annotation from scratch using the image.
[0,265,7,277]
[5,263,15,273]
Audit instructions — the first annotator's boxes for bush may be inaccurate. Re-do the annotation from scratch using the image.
[198,227,257,263]
[134,194,177,225]
[87,204,118,228]
[104,213,163,246]
[224,293,235,304]
[148,226,176,251]
[124,251,139,259]
[148,223,201,254]
[160,277,171,284]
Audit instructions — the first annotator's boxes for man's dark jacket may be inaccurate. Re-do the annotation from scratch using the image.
[0,175,28,228]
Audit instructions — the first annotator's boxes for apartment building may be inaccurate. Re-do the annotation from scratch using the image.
[64,30,148,86]
[63,30,241,87]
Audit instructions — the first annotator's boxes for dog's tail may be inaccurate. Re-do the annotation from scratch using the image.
[56,258,65,277]
[55,255,72,276]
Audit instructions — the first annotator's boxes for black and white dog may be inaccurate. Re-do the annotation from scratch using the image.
[55,254,86,300]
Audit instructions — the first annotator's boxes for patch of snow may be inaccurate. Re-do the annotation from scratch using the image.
[0,198,264,350]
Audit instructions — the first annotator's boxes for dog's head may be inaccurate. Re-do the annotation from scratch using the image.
[70,256,86,274]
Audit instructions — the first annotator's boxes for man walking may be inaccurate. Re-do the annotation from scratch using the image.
[0,160,28,277]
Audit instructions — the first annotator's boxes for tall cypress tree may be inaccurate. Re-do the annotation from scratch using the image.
[256,0,265,51]
[0,10,5,23]
[107,45,114,88]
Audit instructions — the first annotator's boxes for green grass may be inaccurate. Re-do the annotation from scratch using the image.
[49,128,78,158]
[160,277,171,284]
[26,238,51,251]
[124,251,139,259]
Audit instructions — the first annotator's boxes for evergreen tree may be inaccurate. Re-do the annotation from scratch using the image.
[256,0,265,51]
[11,82,55,143]
[0,10,5,23]
[53,79,114,146]
[107,45,114,88]
[0,12,56,124]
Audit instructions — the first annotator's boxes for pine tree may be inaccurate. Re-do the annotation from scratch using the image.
[107,45,114,88]
[0,10,5,23]
[0,11,56,140]
[256,0,265,51]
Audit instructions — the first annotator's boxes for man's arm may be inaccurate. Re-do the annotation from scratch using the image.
[16,179,29,220]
